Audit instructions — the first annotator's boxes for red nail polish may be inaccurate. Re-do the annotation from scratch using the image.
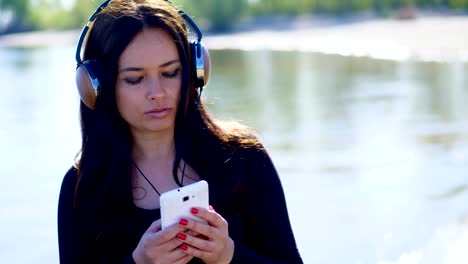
[177,233,187,240]
[180,244,188,251]
[179,219,188,226]
[191,208,198,214]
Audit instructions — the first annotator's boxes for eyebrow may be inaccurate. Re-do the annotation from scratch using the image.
[119,59,180,73]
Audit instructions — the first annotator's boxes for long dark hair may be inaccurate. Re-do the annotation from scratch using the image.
[74,0,260,244]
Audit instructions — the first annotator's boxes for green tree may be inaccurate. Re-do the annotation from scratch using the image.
[2,0,468,34]
[353,0,374,11]
[28,0,69,30]
[175,0,248,31]
[449,0,468,8]
[0,0,31,33]
[68,0,100,28]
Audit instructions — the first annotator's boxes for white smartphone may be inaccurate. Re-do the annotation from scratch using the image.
[160,180,209,229]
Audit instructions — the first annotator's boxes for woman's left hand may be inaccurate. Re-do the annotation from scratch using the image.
[177,206,234,264]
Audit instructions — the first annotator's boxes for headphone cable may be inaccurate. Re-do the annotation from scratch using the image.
[180,86,203,186]
[131,159,161,196]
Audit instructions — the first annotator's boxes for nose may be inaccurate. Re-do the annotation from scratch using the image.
[147,76,164,102]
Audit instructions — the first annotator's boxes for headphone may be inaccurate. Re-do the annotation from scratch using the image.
[75,0,210,109]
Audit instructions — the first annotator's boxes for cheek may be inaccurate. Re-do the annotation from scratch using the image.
[170,78,183,101]
[115,88,125,113]
[115,87,135,119]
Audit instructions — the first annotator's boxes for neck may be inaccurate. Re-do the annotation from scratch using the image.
[131,130,176,165]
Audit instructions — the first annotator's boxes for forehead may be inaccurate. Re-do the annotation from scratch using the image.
[118,27,179,67]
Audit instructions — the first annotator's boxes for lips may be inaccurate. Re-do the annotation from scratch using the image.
[144,107,172,118]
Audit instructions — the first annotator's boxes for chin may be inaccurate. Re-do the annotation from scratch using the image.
[144,122,175,133]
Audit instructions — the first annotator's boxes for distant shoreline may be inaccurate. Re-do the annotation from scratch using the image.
[205,15,468,62]
[1,15,467,62]
[0,30,81,48]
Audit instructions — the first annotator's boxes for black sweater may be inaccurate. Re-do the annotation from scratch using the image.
[58,147,303,263]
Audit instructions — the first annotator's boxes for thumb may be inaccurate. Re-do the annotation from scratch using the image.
[146,219,162,233]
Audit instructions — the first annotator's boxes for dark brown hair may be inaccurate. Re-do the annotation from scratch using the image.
[74,0,260,250]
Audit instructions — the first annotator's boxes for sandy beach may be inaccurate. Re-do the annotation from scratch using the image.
[1,15,468,62]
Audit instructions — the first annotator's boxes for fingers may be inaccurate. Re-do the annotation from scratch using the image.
[147,220,188,243]
[177,206,228,247]
[164,246,192,262]
[171,253,193,264]
[137,239,191,264]
[177,231,218,252]
[180,242,212,261]
[178,237,234,263]
[186,229,206,240]
[146,219,162,233]
[141,220,189,253]
[135,220,193,263]
[190,206,227,229]
[180,217,224,242]
[176,207,234,263]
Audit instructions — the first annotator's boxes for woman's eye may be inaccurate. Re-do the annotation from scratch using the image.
[124,77,143,85]
[162,68,180,78]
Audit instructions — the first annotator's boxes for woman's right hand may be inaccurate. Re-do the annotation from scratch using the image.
[132,219,193,264]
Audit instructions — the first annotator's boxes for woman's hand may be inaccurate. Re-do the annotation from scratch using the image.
[177,206,234,264]
[132,219,193,264]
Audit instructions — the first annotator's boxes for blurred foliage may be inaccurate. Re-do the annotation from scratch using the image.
[246,0,468,15]
[27,0,98,30]
[0,0,31,33]
[1,0,467,34]
[0,0,98,34]
[173,0,249,31]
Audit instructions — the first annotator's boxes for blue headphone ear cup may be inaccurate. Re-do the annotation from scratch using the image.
[190,41,210,88]
[76,60,103,109]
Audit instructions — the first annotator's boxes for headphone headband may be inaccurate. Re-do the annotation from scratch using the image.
[75,0,203,65]
[75,0,111,64]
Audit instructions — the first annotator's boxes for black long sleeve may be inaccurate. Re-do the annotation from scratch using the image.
[226,148,303,264]
[57,147,302,263]
[58,167,95,264]
[58,168,136,264]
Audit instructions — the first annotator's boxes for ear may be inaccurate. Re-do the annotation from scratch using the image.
[191,42,211,88]
[76,60,103,109]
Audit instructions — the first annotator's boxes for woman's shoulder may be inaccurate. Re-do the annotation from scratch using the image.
[215,120,263,149]
[58,166,80,216]
[60,166,79,193]
[221,141,281,198]
[232,143,269,161]
[211,120,267,157]
[222,138,273,174]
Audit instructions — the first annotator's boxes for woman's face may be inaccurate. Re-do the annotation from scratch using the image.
[116,27,182,136]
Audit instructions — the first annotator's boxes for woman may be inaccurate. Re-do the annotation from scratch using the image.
[58,0,303,263]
